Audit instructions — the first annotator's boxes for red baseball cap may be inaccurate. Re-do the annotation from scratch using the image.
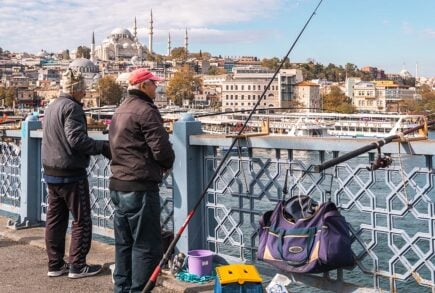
[128,68,164,85]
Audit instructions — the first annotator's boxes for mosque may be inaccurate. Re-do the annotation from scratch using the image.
[92,10,189,62]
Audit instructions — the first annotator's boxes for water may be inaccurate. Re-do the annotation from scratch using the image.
[209,132,435,292]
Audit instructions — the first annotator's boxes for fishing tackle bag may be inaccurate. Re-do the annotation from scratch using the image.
[257,196,355,273]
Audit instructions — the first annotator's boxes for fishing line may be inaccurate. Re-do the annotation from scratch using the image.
[143,1,325,291]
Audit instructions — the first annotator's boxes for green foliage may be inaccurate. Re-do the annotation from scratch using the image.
[61,49,70,60]
[189,51,211,60]
[166,65,202,106]
[97,76,123,106]
[260,57,291,70]
[207,67,227,75]
[170,47,187,60]
[322,85,356,113]
[76,46,91,59]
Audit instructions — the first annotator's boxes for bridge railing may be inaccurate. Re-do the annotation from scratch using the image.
[1,117,434,291]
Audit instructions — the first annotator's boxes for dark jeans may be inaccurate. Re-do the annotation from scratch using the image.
[110,190,163,293]
[45,179,92,270]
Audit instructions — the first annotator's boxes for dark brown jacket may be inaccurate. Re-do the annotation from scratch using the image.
[109,89,175,191]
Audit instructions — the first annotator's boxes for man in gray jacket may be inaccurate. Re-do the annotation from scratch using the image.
[109,68,175,292]
[42,69,111,279]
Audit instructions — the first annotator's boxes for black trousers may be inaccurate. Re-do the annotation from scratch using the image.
[45,179,92,270]
[110,190,163,293]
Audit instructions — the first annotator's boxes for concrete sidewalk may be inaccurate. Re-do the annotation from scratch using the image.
[0,216,214,293]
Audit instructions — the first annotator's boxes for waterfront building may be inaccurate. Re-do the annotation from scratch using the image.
[352,80,418,112]
[293,81,321,111]
[220,67,303,112]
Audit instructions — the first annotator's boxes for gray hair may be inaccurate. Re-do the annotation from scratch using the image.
[127,80,153,91]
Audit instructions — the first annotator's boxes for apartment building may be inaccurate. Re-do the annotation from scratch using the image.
[221,67,303,112]
[293,81,321,111]
[352,80,418,112]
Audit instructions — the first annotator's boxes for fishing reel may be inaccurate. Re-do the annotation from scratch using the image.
[367,147,392,171]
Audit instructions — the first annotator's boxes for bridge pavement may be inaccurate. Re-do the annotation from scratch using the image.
[0,216,213,293]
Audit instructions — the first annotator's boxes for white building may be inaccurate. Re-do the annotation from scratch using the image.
[94,28,145,62]
[294,81,321,111]
[220,68,303,112]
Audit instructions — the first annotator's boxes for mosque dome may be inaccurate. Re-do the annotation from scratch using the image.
[116,72,131,84]
[69,58,99,74]
[130,56,141,65]
[36,50,48,58]
[399,69,412,78]
[111,28,133,39]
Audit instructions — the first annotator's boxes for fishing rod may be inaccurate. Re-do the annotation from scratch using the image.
[143,0,324,291]
[313,119,435,173]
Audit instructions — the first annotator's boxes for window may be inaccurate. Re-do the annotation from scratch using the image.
[241,85,244,90]
[235,85,238,90]
[235,95,238,100]
[226,85,229,90]
[248,95,251,100]
[248,85,251,90]
[230,85,233,90]
[241,95,244,100]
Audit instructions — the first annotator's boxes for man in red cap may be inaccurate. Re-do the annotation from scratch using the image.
[109,68,175,292]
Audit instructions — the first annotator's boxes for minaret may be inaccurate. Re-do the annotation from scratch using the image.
[167,32,172,56]
[133,17,137,41]
[184,28,189,55]
[148,10,153,55]
[90,31,95,63]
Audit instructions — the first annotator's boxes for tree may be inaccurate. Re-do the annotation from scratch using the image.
[322,85,356,113]
[190,51,211,60]
[166,65,202,106]
[170,47,187,60]
[0,86,15,107]
[76,46,91,59]
[207,67,227,75]
[61,49,70,60]
[97,76,123,106]
[261,57,280,70]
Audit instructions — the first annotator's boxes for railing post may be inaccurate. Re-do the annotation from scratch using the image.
[172,113,205,253]
[9,115,43,229]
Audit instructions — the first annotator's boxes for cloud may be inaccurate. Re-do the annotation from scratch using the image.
[0,0,285,53]
[401,21,413,34]
[423,28,435,38]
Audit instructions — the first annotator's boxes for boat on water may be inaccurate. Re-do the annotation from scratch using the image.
[80,105,430,139]
[161,111,426,138]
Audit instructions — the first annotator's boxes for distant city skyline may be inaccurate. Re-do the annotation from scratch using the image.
[1,0,434,77]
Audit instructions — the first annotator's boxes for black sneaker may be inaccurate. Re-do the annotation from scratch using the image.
[47,263,69,277]
[68,264,102,279]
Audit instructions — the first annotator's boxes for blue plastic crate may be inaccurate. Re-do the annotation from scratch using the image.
[214,277,263,293]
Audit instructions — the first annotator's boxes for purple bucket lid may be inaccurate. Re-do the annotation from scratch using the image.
[187,249,213,258]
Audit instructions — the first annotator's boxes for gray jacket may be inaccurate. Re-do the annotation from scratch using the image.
[42,93,109,177]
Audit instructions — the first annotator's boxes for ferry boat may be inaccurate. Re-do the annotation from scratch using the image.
[162,111,425,138]
[320,112,424,138]
[81,105,427,139]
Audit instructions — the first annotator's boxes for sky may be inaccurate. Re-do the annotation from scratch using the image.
[1,0,435,77]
